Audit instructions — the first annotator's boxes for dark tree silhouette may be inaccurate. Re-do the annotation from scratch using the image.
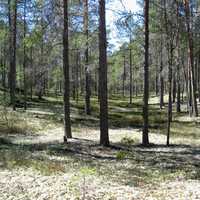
[8,0,17,110]
[63,0,72,142]
[142,0,150,146]
[99,0,109,146]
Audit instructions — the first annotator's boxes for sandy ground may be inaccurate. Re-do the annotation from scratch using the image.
[0,127,200,200]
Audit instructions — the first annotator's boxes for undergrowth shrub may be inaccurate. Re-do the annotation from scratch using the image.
[116,150,128,160]
[67,166,97,199]
[120,136,139,146]
[0,107,36,134]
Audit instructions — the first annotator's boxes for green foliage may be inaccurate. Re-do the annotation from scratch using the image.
[121,136,139,146]
[80,166,97,176]
[116,150,128,160]
[67,166,97,198]
[0,108,37,135]
[1,150,65,175]
[31,160,66,175]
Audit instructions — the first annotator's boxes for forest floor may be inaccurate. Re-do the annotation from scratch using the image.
[0,95,200,199]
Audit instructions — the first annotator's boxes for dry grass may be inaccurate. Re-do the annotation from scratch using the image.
[0,95,199,199]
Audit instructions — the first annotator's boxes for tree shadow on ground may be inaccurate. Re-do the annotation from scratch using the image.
[24,96,167,129]
[0,135,199,186]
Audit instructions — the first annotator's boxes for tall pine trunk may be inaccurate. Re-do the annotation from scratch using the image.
[8,0,17,110]
[75,50,79,104]
[185,0,198,117]
[23,0,27,110]
[176,1,181,113]
[63,0,72,142]
[142,0,150,146]
[160,34,164,109]
[99,0,109,146]
[129,47,133,104]
[30,47,33,100]
[172,75,176,103]
[167,46,173,146]
[122,55,126,97]
[176,60,181,112]
[83,0,91,115]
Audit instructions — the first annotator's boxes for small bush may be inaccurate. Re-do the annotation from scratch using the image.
[121,136,139,146]
[80,166,97,176]
[67,166,97,199]
[0,108,36,134]
[116,150,127,160]
[1,151,65,175]
[31,160,65,175]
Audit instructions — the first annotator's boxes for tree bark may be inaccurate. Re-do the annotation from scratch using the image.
[99,0,109,146]
[167,46,173,146]
[184,0,198,117]
[83,0,91,115]
[30,47,33,100]
[23,0,27,110]
[75,50,79,104]
[155,69,159,96]
[129,47,133,104]
[198,53,200,102]
[172,74,176,103]
[176,60,181,112]
[122,55,126,97]
[63,0,72,142]
[163,0,176,146]
[8,0,17,110]
[160,34,164,109]
[176,1,181,113]
[142,0,150,146]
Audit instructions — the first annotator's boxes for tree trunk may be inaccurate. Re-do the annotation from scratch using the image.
[155,72,159,96]
[30,47,33,99]
[198,53,200,102]
[183,55,190,112]
[83,0,91,115]
[95,65,98,97]
[8,0,17,110]
[176,2,181,113]
[142,0,150,146]
[185,0,198,117]
[99,0,109,146]
[0,46,6,90]
[23,0,27,110]
[129,47,133,104]
[75,50,79,104]
[163,0,175,146]
[63,0,72,142]
[160,35,164,109]
[167,46,173,146]
[176,62,181,112]
[2,46,6,100]
[172,74,176,103]
[135,80,138,97]
[122,55,126,97]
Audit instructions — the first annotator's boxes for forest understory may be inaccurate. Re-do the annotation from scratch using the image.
[0,95,199,200]
[1,0,200,199]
